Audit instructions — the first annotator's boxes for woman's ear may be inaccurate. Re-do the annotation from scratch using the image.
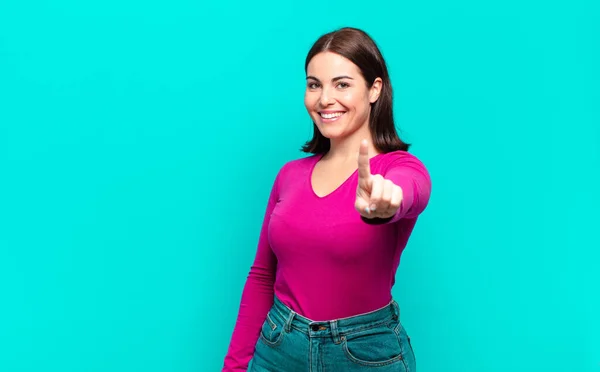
[369,77,383,103]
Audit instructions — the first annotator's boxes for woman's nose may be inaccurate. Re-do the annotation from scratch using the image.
[319,89,335,107]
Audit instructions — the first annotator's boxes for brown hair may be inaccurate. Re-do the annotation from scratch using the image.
[301,27,410,154]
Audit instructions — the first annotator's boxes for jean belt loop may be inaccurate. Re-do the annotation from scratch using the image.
[391,299,400,320]
[284,310,295,333]
[329,320,342,344]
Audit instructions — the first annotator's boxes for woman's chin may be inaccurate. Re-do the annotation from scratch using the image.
[316,126,345,139]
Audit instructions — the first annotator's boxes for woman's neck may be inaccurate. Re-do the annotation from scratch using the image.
[324,128,379,162]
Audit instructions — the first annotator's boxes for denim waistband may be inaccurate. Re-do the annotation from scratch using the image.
[268,295,400,343]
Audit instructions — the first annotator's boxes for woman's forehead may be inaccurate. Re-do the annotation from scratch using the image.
[306,52,360,78]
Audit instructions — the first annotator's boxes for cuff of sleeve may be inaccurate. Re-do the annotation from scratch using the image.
[361,215,395,225]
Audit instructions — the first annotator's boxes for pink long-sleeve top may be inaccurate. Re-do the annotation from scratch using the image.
[223,150,432,371]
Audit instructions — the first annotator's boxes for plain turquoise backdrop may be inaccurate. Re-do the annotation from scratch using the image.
[1,1,599,371]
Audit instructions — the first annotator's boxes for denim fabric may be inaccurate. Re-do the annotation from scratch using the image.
[249,295,416,372]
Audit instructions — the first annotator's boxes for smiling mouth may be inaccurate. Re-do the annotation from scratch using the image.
[319,111,346,121]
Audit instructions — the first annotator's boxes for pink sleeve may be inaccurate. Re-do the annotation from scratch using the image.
[384,153,432,223]
[222,168,282,371]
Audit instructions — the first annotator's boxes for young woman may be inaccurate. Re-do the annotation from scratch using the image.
[223,27,432,372]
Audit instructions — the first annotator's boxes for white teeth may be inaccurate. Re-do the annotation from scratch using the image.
[320,112,344,119]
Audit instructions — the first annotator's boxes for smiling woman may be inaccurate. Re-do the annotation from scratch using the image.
[223,27,432,372]
[301,27,409,155]
[305,53,376,139]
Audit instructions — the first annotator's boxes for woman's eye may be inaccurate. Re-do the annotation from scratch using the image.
[337,82,350,89]
[307,82,320,89]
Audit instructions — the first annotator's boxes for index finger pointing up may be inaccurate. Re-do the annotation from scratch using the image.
[357,139,371,180]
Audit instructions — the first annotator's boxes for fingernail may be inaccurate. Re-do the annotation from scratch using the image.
[365,207,371,214]
[370,204,377,212]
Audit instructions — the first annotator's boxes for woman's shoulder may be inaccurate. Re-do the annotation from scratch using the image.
[271,153,320,182]
[377,150,426,165]
[279,153,321,172]
[374,150,430,178]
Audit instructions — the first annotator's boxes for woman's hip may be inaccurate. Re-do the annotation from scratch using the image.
[249,295,416,371]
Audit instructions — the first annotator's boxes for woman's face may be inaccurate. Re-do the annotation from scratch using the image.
[304,52,381,141]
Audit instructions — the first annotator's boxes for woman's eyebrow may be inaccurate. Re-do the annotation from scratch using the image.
[306,75,354,82]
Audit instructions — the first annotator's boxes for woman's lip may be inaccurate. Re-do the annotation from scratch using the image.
[319,111,346,123]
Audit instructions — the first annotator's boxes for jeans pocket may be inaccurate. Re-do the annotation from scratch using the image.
[341,320,404,367]
[259,311,286,347]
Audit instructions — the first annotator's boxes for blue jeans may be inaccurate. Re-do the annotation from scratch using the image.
[249,296,416,371]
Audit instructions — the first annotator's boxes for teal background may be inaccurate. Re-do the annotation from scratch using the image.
[1,0,599,371]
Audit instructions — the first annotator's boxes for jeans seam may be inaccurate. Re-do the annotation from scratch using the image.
[259,322,286,347]
[266,313,276,330]
[309,336,312,372]
[342,317,396,336]
[398,331,409,372]
[341,335,404,367]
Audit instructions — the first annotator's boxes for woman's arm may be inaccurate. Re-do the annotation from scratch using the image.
[222,167,283,371]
